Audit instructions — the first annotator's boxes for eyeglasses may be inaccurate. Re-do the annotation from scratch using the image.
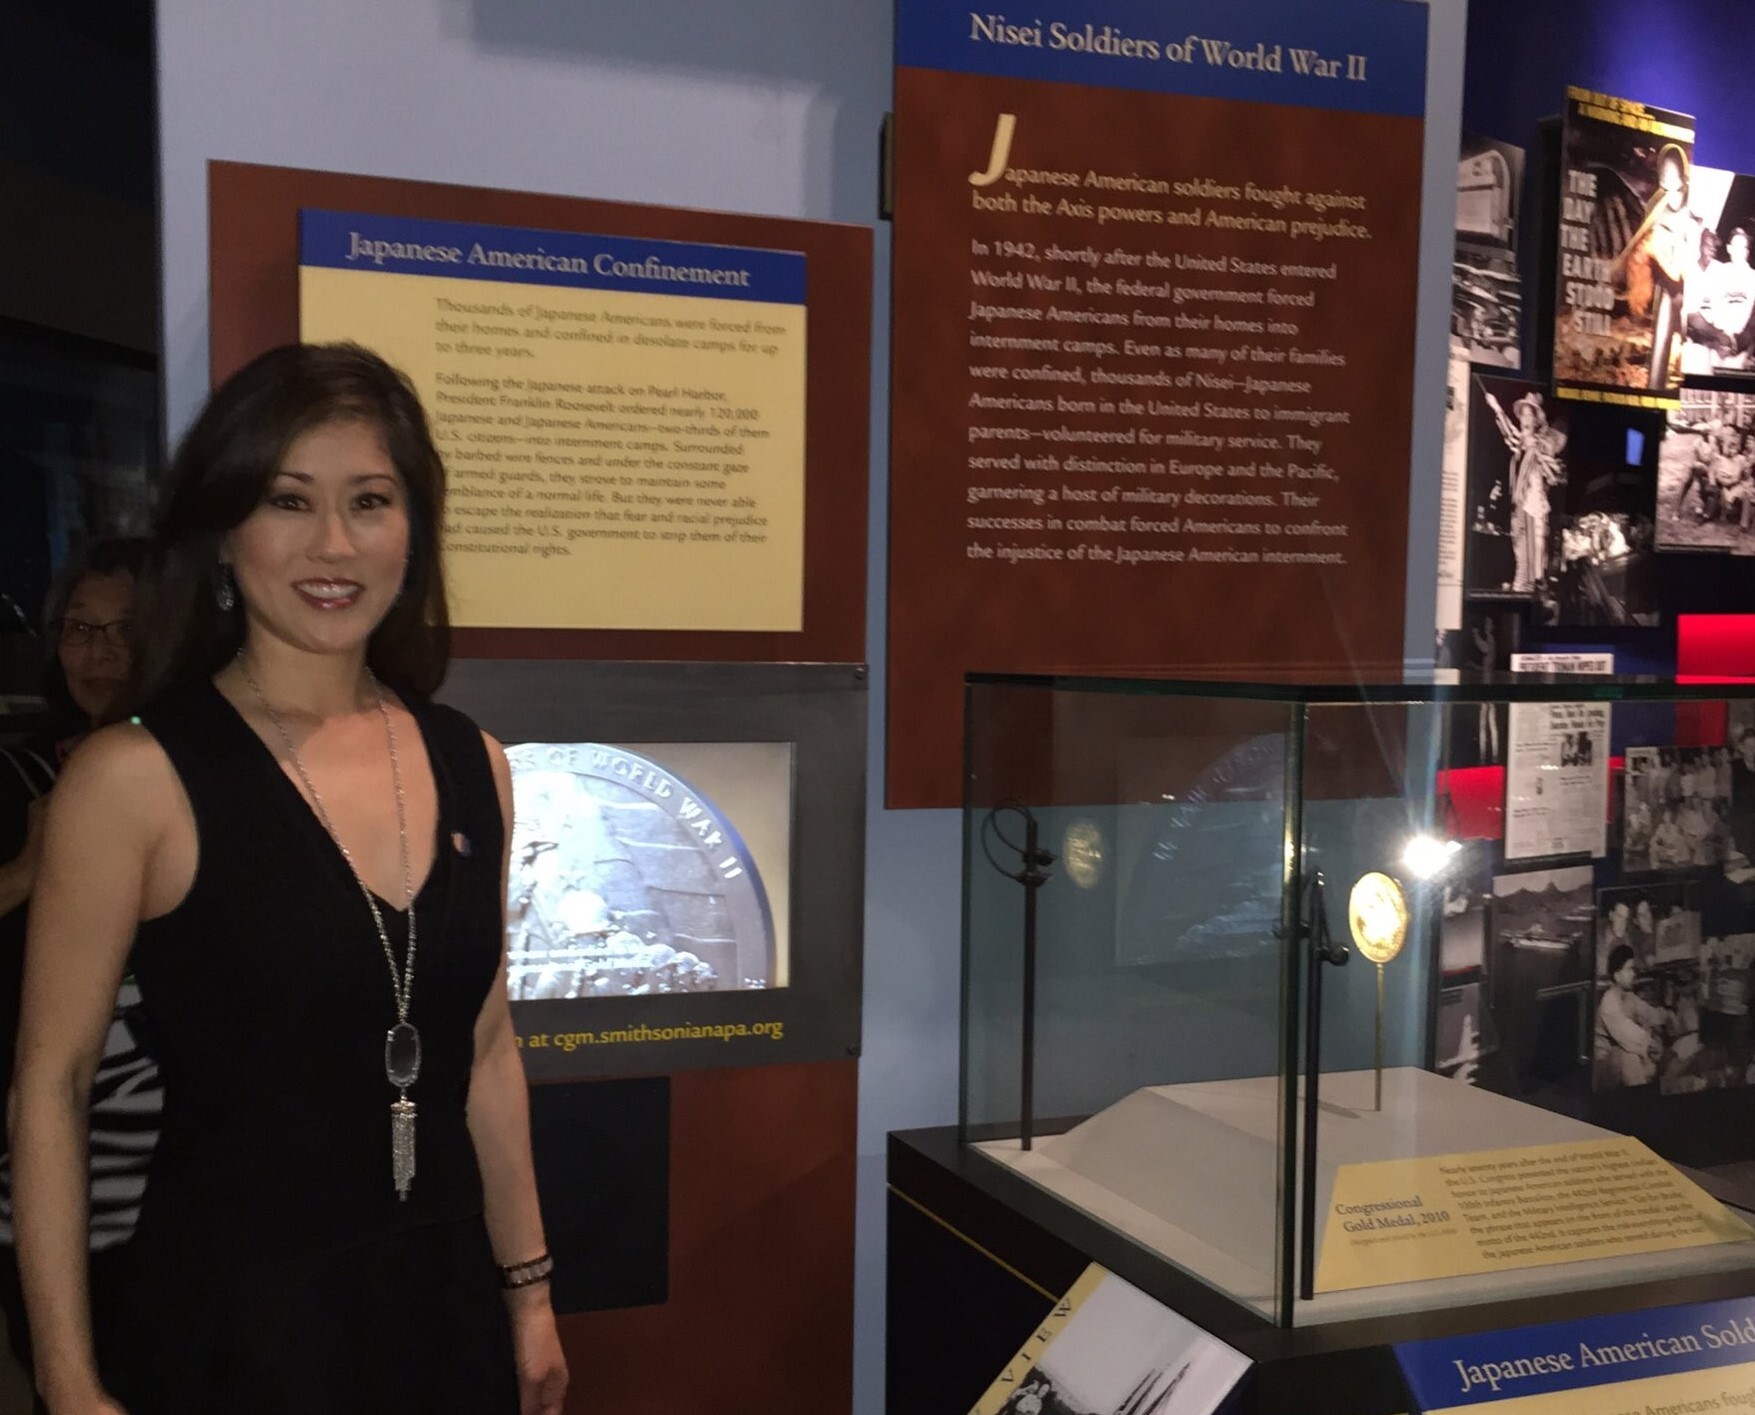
[56,618,132,649]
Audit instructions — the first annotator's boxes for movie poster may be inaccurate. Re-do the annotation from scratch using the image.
[1453,134,1524,368]
[1658,387,1755,555]
[1465,375,1565,598]
[1554,88,1697,406]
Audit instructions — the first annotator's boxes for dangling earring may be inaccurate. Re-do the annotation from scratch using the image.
[215,565,237,612]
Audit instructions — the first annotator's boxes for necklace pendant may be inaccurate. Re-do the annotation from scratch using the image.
[391,1094,417,1201]
[385,1021,422,1089]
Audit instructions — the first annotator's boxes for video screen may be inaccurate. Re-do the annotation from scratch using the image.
[505,741,793,999]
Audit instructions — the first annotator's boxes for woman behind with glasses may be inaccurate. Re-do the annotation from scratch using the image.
[0,538,159,1400]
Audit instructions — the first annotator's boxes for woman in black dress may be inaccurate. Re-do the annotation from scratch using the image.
[11,345,568,1414]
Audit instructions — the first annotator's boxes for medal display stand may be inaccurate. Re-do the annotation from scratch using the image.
[895,673,1755,1414]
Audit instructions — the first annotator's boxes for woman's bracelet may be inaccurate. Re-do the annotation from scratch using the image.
[500,1251,555,1290]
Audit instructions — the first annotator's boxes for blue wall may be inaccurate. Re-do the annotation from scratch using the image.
[1465,0,1755,171]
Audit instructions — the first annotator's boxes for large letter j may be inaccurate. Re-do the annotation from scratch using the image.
[968,113,1017,187]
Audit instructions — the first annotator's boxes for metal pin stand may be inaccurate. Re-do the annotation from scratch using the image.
[982,803,1056,1152]
[1374,963,1386,1113]
[1299,872,1350,1301]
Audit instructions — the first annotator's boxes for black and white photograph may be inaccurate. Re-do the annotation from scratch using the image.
[1440,855,1491,980]
[1680,167,1755,380]
[1593,930,1687,1093]
[972,1268,1251,1415]
[1437,602,1524,676]
[1479,866,1595,1100]
[1435,980,1489,1084]
[1452,134,1525,368]
[1437,603,1524,769]
[1597,882,1701,974]
[1726,716,1755,880]
[1453,250,1522,369]
[1593,905,1749,1096]
[1657,388,1755,554]
[504,740,791,1000]
[1681,930,1755,1094]
[1466,375,1565,598]
[1623,745,1734,873]
[1537,510,1659,627]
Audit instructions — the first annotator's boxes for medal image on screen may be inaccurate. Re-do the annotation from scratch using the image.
[504,742,792,1000]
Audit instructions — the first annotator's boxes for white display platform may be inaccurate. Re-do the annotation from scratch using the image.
[976,1067,1755,1324]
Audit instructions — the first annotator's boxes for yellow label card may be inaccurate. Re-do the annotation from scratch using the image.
[298,211,807,632]
[1317,1137,1752,1294]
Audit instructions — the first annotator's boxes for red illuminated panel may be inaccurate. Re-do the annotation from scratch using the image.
[1678,614,1755,684]
[1437,766,1504,841]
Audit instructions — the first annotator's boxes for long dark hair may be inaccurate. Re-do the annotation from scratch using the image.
[128,343,450,709]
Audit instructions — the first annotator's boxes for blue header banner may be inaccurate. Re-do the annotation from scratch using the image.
[1396,1298,1755,1410]
[298,209,807,306]
[895,0,1427,119]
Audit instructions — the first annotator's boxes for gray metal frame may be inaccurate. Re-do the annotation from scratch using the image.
[441,659,867,1078]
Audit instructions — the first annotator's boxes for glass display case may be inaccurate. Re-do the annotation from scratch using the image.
[962,673,1755,1329]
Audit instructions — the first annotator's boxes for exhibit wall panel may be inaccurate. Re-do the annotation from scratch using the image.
[887,0,1432,808]
[438,660,867,1078]
[206,160,871,665]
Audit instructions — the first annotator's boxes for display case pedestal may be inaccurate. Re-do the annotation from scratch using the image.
[889,1124,1755,1415]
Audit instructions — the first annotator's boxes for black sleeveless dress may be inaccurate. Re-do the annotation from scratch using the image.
[105,681,517,1413]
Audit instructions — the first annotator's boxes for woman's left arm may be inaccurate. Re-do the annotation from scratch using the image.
[468,733,569,1415]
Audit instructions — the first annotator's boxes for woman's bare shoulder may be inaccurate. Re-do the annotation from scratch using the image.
[53,722,180,821]
[479,730,512,807]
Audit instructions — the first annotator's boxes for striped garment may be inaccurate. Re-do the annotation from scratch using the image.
[0,971,162,1250]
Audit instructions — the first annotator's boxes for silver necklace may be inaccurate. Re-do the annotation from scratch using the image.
[238,656,422,1201]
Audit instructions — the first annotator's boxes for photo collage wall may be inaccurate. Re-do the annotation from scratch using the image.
[1437,704,1755,1121]
[1440,88,1755,672]
[1436,88,1755,1132]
